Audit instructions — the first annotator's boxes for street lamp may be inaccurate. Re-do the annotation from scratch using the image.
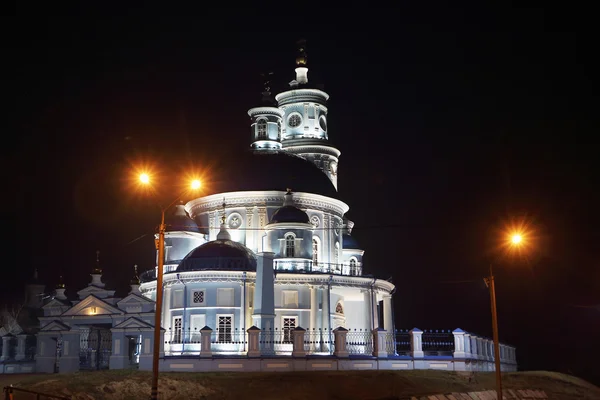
[138,174,201,400]
[486,231,526,400]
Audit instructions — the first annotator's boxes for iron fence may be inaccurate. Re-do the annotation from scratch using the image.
[258,328,294,355]
[388,330,411,356]
[346,329,373,355]
[303,328,333,354]
[422,329,455,356]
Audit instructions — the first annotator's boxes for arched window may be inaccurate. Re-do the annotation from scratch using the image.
[257,119,267,139]
[285,234,295,258]
[312,238,319,267]
[350,259,357,276]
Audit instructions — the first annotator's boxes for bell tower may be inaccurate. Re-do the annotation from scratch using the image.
[275,40,341,189]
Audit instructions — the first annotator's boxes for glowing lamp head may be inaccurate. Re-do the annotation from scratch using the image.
[191,179,201,190]
[139,173,150,184]
[511,234,522,245]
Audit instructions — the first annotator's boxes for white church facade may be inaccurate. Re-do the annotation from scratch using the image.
[0,43,517,374]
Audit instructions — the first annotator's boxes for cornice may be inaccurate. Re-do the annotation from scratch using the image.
[275,88,330,105]
[247,107,284,117]
[186,191,349,218]
[282,144,341,158]
[139,270,395,294]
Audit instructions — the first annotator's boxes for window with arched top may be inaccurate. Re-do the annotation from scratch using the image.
[285,234,295,258]
[335,302,344,314]
[312,238,319,267]
[257,119,267,139]
[350,259,358,276]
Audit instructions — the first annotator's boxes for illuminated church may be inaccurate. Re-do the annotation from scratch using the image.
[138,41,396,356]
[2,42,515,375]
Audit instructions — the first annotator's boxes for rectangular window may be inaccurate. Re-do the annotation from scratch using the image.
[172,289,183,308]
[217,288,234,307]
[172,317,182,344]
[217,315,233,343]
[192,290,205,305]
[190,314,206,343]
[282,317,297,343]
[282,290,298,308]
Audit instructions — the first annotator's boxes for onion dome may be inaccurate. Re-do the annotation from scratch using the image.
[270,189,309,224]
[342,233,360,249]
[205,150,337,198]
[176,239,257,272]
[166,203,200,233]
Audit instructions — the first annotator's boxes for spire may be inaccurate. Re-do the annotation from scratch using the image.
[92,250,102,274]
[294,39,308,85]
[90,250,105,287]
[217,198,231,241]
[129,265,141,295]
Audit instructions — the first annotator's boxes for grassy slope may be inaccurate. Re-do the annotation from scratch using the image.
[1,370,599,400]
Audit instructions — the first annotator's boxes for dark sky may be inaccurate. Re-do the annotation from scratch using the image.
[6,6,598,384]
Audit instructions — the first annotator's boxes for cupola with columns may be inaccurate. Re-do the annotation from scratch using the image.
[273,40,341,189]
[248,72,284,151]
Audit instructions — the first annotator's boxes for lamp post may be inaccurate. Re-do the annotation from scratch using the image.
[485,233,523,400]
[139,174,201,400]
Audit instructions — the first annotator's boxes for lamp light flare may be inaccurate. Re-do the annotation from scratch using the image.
[191,179,201,190]
[511,234,522,245]
[139,173,150,184]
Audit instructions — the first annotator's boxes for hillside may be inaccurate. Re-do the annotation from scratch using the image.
[1,370,599,400]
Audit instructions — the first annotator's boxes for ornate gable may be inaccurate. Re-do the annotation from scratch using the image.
[76,285,116,300]
[112,317,154,330]
[40,320,70,332]
[116,293,155,313]
[61,294,124,317]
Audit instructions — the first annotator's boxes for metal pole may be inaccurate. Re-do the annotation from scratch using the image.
[151,210,166,400]
[489,264,503,400]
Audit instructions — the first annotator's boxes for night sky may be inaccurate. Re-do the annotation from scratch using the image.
[7,6,598,384]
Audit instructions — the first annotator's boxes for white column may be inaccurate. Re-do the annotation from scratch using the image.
[383,294,393,332]
[310,286,318,332]
[321,286,330,351]
[371,289,379,329]
[240,278,246,335]
[1,335,12,361]
[363,290,372,330]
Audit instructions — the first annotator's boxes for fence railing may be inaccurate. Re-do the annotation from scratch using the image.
[303,329,333,354]
[346,329,373,355]
[421,329,455,356]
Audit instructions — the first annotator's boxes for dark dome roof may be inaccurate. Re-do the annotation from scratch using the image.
[270,205,310,224]
[206,150,338,198]
[176,239,257,272]
[342,233,360,249]
[166,204,200,233]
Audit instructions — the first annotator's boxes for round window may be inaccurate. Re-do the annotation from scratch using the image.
[288,113,302,128]
[319,115,327,131]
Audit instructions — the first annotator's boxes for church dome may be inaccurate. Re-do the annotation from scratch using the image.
[270,206,310,224]
[342,233,360,249]
[176,239,257,272]
[206,150,337,198]
[166,204,200,233]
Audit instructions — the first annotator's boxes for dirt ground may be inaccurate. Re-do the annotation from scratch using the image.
[1,370,599,400]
